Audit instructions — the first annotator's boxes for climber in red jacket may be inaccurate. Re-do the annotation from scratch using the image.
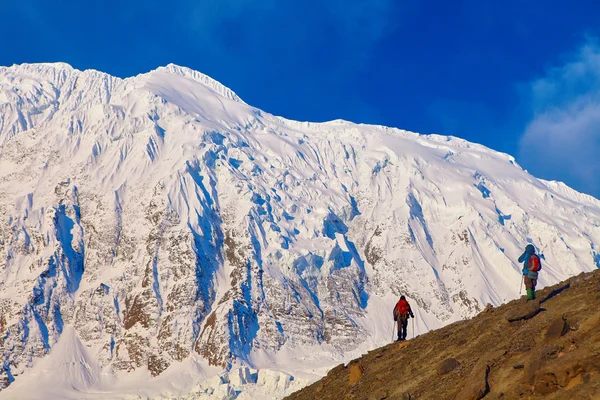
[393,295,415,341]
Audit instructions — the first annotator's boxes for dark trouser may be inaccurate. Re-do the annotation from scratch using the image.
[524,276,537,300]
[524,276,537,290]
[397,317,408,340]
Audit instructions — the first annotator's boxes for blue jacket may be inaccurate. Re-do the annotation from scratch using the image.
[518,245,541,279]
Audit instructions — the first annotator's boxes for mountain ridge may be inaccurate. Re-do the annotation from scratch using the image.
[286,269,600,400]
[0,62,599,399]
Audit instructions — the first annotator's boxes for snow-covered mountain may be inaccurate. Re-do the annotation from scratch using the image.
[0,62,599,399]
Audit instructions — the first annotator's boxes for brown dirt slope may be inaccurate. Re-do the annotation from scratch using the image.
[286,270,600,400]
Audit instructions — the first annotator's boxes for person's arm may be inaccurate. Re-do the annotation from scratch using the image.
[409,305,415,318]
[518,251,527,263]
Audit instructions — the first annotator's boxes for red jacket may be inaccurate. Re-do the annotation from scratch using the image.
[393,299,414,320]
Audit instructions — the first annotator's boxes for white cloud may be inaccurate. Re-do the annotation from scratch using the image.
[520,39,600,197]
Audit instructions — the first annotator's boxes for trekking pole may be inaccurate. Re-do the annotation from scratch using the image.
[519,274,524,295]
[411,317,415,340]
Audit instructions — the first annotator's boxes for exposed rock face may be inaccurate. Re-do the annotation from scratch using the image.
[505,299,540,322]
[286,270,600,400]
[455,361,490,400]
[1,63,600,392]
[438,358,460,375]
[348,363,364,385]
[545,317,569,339]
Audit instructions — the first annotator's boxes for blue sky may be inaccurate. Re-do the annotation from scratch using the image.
[2,1,600,197]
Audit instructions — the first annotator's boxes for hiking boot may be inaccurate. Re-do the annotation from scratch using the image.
[526,288,533,301]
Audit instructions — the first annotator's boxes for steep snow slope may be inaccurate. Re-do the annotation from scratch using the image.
[0,62,599,399]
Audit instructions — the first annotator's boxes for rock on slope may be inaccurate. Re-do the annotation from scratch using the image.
[286,269,600,400]
[0,62,600,395]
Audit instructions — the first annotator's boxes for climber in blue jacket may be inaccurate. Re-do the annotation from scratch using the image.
[518,244,542,300]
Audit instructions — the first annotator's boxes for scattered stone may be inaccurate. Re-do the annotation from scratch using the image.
[346,385,359,398]
[483,303,494,313]
[542,345,562,361]
[582,373,591,384]
[513,363,524,369]
[555,361,586,387]
[533,372,559,395]
[455,359,490,400]
[546,317,569,339]
[396,341,411,350]
[438,358,460,375]
[486,349,507,365]
[505,300,540,322]
[564,374,583,390]
[571,275,583,287]
[348,364,364,385]
[509,341,534,353]
[569,323,579,331]
[523,359,543,386]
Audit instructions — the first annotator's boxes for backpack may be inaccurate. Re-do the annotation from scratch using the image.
[395,299,409,317]
[528,254,541,272]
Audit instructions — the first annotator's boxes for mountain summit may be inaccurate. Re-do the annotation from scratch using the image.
[0,63,599,398]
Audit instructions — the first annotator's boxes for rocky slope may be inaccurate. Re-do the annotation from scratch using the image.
[287,269,600,400]
[0,62,599,397]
